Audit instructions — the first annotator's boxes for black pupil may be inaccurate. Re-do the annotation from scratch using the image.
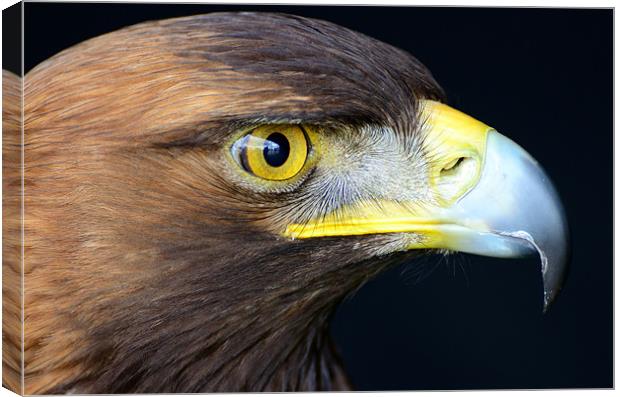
[263,132,290,167]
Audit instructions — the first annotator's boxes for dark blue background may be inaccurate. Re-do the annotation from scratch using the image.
[17,3,613,390]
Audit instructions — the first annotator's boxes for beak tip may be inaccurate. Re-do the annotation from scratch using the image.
[541,251,569,313]
[542,289,556,314]
[542,286,563,313]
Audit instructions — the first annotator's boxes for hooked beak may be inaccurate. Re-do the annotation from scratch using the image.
[437,128,569,311]
[284,100,569,312]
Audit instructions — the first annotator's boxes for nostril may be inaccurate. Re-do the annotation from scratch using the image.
[436,156,479,202]
[441,156,466,173]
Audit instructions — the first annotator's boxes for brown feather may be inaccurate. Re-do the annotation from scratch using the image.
[3,70,23,395]
[4,13,444,393]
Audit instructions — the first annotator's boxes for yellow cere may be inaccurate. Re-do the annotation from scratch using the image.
[418,100,492,206]
[242,125,308,181]
[283,100,494,241]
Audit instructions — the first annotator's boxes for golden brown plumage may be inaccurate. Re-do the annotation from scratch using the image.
[3,11,568,394]
[3,69,23,394]
[4,13,443,393]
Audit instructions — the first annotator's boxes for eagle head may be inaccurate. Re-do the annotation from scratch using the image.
[3,12,568,393]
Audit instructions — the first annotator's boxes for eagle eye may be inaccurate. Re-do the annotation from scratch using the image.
[231,125,309,181]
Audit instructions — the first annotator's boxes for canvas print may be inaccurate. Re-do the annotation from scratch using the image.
[2,2,613,394]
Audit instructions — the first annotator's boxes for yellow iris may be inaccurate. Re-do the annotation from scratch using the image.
[232,125,309,181]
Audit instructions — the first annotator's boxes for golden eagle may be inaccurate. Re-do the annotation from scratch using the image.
[3,13,568,393]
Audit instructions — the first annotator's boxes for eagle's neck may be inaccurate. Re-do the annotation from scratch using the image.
[46,235,404,393]
[222,314,352,391]
[49,300,350,393]
[57,267,355,393]
[167,305,353,392]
